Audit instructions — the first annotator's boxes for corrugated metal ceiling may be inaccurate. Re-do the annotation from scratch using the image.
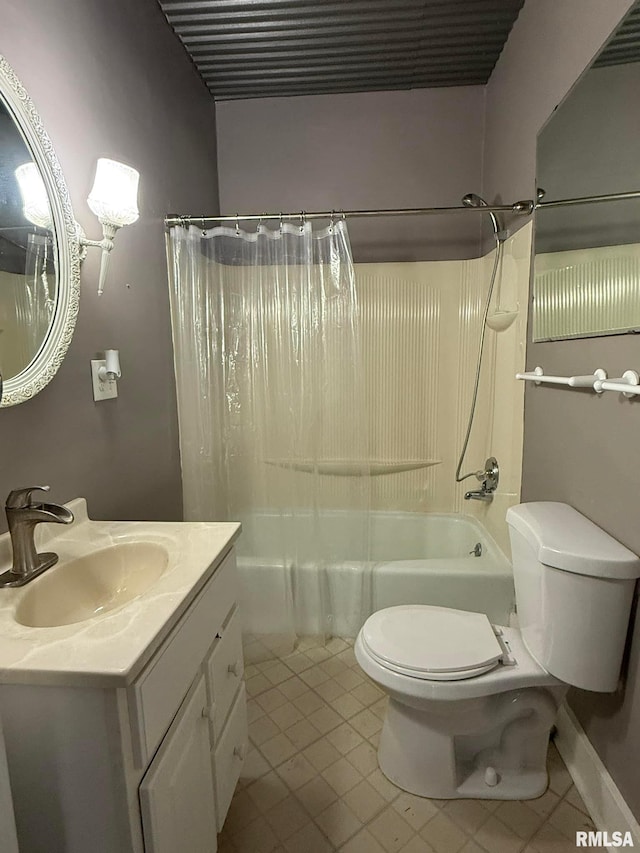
[158,0,526,100]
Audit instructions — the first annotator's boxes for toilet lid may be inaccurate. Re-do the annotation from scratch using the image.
[361,605,504,680]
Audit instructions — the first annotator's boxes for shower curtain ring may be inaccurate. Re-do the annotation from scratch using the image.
[329,210,335,232]
[257,215,263,233]
[300,210,306,233]
[201,216,206,237]
[235,214,240,236]
[279,213,283,233]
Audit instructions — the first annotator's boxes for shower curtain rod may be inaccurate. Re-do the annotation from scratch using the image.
[164,200,534,228]
[165,188,640,228]
[536,189,640,209]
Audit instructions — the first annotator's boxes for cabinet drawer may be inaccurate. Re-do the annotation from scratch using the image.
[213,684,248,832]
[206,606,245,739]
[129,549,237,766]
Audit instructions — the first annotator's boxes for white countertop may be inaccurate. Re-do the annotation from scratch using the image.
[0,500,241,688]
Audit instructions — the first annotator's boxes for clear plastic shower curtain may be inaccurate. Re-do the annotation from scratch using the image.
[167,220,371,641]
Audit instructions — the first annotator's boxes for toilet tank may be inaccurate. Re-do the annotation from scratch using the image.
[506,502,640,692]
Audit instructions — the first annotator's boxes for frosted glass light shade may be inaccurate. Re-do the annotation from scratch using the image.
[15,162,53,229]
[87,158,139,227]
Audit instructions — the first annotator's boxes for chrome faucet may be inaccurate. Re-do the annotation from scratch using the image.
[0,486,74,588]
[464,489,494,502]
[464,457,499,503]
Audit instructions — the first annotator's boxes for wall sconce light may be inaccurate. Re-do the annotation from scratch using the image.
[98,349,121,382]
[90,349,121,402]
[16,157,140,296]
[85,158,140,295]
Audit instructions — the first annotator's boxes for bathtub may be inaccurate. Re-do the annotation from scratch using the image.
[236,510,514,638]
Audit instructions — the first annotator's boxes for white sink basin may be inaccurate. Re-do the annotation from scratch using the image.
[14,542,169,628]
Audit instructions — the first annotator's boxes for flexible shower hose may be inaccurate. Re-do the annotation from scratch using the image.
[455,220,503,484]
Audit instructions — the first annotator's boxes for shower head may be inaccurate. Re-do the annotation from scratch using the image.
[461,192,503,241]
[461,193,489,208]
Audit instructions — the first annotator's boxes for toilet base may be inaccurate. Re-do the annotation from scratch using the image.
[377,688,563,800]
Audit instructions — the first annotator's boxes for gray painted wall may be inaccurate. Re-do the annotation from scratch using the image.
[215,87,485,262]
[0,0,219,527]
[485,0,640,820]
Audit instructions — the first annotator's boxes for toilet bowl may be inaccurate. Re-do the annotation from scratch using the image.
[355,607,567,799]
[355,502,640,800]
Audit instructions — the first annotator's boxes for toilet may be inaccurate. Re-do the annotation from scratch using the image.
[355,502,640,800]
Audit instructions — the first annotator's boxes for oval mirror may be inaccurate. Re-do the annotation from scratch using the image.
[0,56,80,406]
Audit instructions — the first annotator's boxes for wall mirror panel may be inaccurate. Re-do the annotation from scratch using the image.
[533,1,640,341]
[0,56,80,406]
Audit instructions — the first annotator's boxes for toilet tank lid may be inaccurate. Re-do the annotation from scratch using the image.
[506,502,640,579]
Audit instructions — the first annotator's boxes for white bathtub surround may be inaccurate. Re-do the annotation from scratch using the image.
[237,510,514,637]
[352,222,530,525]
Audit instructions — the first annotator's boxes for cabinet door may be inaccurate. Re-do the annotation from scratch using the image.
[140,675,217,853]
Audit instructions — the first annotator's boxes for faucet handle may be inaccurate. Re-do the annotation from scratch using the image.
[6,486,51,509]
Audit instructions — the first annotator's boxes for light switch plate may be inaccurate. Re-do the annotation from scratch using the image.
[91,359,118,401]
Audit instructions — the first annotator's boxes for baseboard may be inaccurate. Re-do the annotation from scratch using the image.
[555,703,640,851]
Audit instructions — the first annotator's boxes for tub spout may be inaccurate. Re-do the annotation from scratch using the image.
[465,489,494,502]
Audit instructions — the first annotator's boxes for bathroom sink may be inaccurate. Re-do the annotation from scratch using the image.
[14,542,169,628]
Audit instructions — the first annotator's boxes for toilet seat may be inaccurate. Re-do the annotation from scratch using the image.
[361,605,505,681]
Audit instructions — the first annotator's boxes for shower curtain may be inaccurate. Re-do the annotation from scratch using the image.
[167,219,371,640]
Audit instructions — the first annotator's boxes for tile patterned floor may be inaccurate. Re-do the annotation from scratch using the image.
[219,635,602,853]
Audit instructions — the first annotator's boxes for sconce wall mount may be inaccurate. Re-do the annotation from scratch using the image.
[16,157,140,296]
[80,220,121,296]
[82,158,140,295]
[91,349,121,402]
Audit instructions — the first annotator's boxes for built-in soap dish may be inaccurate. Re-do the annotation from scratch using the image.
[486,310,518,332]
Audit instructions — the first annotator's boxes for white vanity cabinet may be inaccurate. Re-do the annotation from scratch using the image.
[138,548,247,852]
[0,545,247,853]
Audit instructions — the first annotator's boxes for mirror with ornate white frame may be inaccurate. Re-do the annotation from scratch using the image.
[0,55,80,406]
